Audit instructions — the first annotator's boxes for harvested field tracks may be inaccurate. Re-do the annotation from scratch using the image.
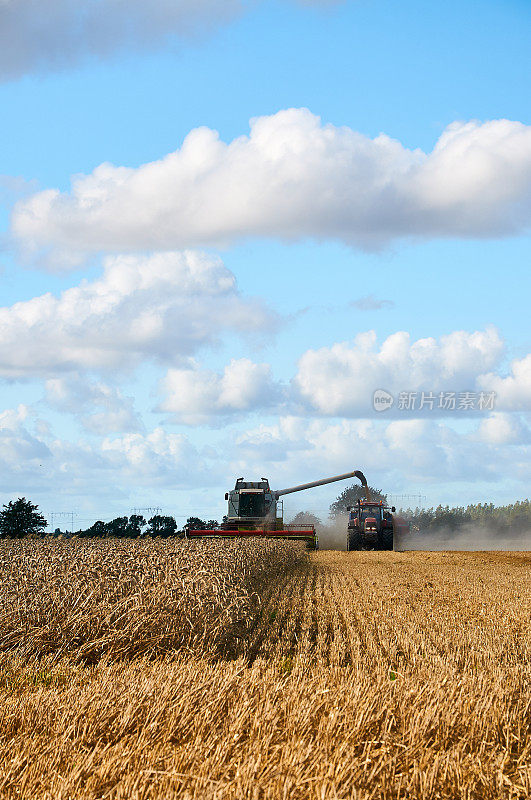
[0,540,528,799]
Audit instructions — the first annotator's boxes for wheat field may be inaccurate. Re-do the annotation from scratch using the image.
[0,540,528,799]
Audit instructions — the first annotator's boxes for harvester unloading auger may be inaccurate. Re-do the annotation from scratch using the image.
[186,470,370,550]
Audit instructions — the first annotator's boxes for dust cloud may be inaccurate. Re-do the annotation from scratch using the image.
[316,516,349,551]
[395,524,531,551]
[292,511,530,552]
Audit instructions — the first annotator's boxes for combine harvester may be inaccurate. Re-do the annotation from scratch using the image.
[186,470,370,550]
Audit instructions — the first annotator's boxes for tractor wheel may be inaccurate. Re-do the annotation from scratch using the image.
[380,530,394,551]
[347,530,363,551]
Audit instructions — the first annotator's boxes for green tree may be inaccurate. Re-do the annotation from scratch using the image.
[0,497,47,538]
[329,484,386,518]
[147,515,177,537]
[126,514,146,537]
[83,520,107,537]
[105,516,129,537]
[184,517,206,530]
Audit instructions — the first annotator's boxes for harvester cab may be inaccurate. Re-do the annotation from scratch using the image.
[225,478,279,528]
[186,470,369,550]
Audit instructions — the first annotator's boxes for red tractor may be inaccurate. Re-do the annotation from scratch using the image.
[347,499,409,551]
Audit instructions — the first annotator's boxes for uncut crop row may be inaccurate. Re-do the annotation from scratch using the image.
[0,538,306,662]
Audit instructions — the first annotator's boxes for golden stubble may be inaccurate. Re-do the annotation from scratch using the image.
[0,541,528,799]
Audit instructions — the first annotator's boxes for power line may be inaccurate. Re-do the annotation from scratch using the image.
[47,511,76,533]
[132,507,162,518]
[387,493,427,508]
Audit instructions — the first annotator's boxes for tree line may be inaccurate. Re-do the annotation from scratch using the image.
[401,500,531,534]
[76,515,220,538]
[0,498,219,538]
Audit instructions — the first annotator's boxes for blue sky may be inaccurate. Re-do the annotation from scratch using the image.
[0,0,530,528]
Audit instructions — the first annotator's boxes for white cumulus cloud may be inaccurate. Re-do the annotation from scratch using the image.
[0,404,529,514]
[160,358,281,425]
[294,327,505,416]
[12,110,531,266]
[45,375,144,434]
[0,250,275,377]
[101,427,216,485]
[152,327,531,423]
[0,406,221,503]
[0,405,52,490]
[478,353,531,411]
[476,412,528,446]
[233,415,530,491]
